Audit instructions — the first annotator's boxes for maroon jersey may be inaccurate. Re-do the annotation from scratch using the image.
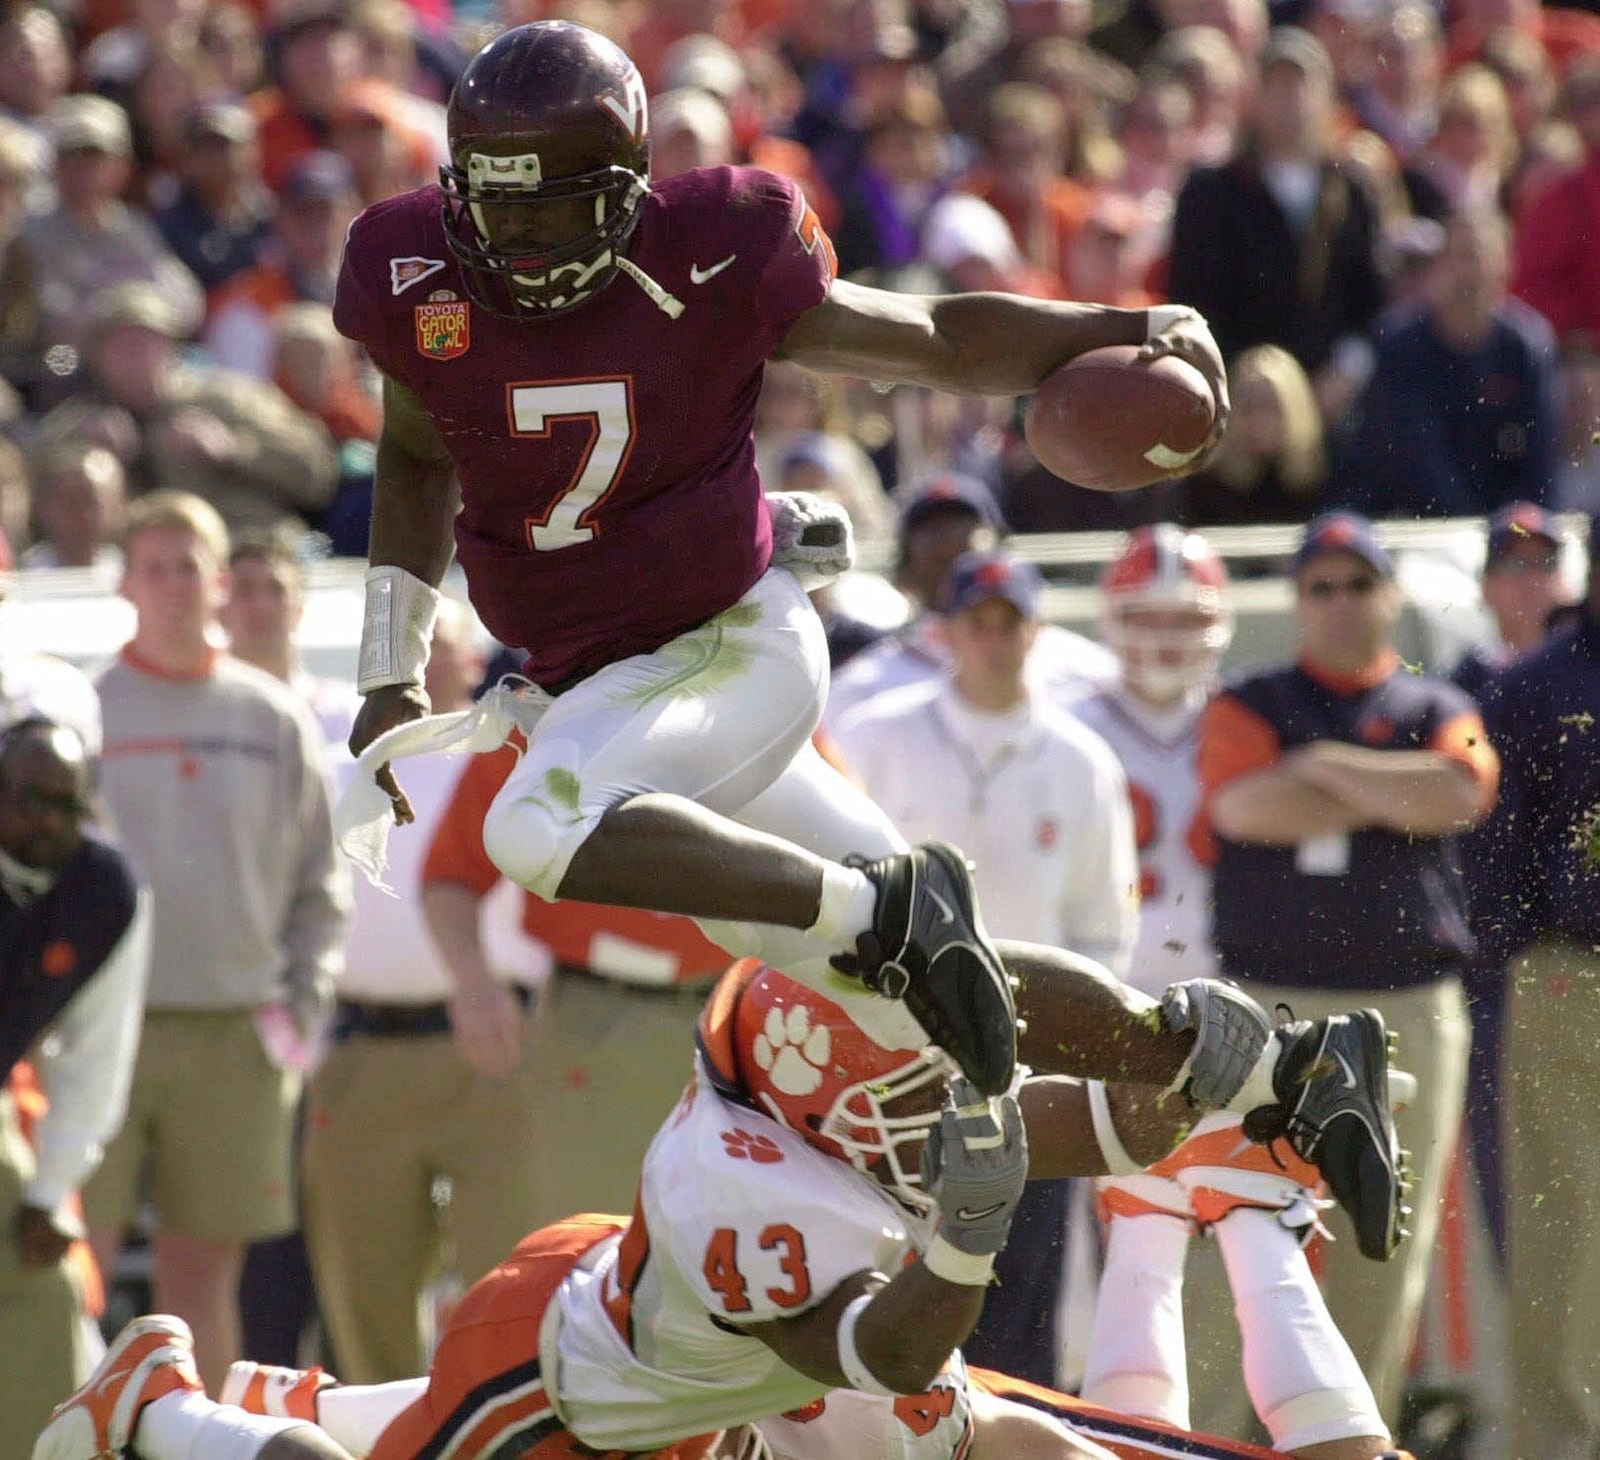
[334,166,836,688]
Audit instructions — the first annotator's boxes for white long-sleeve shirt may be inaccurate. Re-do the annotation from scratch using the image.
[834,680,1139,974]
[824,614,1120,731]
[0,843,151,1214]
[27,886,151,1212]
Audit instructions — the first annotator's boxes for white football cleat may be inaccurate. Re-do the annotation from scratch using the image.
[34,1315,201,1460]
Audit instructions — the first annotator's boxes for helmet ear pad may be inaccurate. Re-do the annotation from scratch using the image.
[441,20,652,318]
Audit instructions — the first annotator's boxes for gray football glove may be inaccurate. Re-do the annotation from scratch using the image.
[919,1078,1029,1256]
[1160,978,1271,1109]
[766,491,856,589]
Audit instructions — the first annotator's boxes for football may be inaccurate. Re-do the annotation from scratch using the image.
[1024,344,1217,493]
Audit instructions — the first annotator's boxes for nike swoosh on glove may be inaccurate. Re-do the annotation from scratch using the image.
[766,491,856,589]
[920,1078,1029,1256]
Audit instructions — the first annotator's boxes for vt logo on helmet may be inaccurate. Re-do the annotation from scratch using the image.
[440,21,653,319]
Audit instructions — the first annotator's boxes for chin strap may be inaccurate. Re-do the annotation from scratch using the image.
[615,254,684,319]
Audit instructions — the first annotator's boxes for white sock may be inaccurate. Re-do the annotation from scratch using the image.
[1222,1038,1282,1115]
[319,1380,427,1455]
[1213,1207,1388,1450]
[135,1391,306,1460]
[806,863,876,946]
[1079,1213,1193,1428]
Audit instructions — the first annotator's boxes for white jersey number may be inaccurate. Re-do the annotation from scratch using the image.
[510,378,635,551]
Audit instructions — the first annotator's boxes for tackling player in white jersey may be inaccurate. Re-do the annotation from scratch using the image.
[40,947,1411,1460]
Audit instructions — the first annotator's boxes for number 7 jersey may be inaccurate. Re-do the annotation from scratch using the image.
[333,166,836,689]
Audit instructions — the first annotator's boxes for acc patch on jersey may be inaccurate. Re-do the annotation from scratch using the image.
[415,299,470,360]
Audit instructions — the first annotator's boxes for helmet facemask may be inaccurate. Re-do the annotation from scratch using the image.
[767,1045,955,1218]
[1104,599,1233,702]
[440,145,648,319]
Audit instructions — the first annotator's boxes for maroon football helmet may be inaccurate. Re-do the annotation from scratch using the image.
[441,21,652,318]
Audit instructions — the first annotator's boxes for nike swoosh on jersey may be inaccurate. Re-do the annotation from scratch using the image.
[690,254,737,284]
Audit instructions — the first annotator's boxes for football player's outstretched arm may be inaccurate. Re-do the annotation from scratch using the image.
[775,280,1228,439]
[349,373,461,821]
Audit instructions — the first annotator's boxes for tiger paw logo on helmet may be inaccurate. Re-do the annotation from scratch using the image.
[752,1003,831,1096]
[721,1128,784,1163]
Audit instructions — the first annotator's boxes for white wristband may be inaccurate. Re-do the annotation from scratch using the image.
[836,1292,899,1397]
[1145,304,1195,341]
[921,1235,996,1287]
[1088,1079,1144,1176]
[358,566,441,694]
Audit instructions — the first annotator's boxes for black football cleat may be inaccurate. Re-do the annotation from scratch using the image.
[1244,1009,1409,1261]
[832,842,1018,1096]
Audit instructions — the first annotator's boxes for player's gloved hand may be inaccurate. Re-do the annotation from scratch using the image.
[348,682,431,825]
[1140,305,1230,461]
[919,1078,1028,1257]
[766,491,856,589]
[1160,978,1270,1109]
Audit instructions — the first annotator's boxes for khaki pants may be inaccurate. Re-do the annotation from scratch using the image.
[1505,936,1600,1460]
[0,1095,89,1460]
[301,976,706,1384]
[520,973,710,1230]
[1183,976,1471,1439]
[302,1014,544,1385]
[83,1010,298,1241]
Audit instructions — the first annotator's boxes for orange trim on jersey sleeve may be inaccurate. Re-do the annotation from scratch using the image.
[696,958,764,1088]
[1196,693,1282,796]
[602,1192,651,1349]
[1430,709,1500,815]
[420,734,524,897]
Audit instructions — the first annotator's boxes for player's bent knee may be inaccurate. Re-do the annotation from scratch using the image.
[481,786,594,899]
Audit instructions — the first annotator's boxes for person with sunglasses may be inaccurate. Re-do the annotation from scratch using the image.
[0,716,150,1453]
[1186,511,1499,1441]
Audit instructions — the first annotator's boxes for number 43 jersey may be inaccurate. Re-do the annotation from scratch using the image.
[548,1054,968,1458]
[333,166,835,689]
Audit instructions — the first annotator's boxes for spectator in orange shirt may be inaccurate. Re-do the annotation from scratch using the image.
[959,82,1091,292]
[326,79,436,207]
[421,718,729,1230]
[248,1,412,195]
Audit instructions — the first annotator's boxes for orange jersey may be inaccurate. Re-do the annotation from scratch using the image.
[422,734,729,986]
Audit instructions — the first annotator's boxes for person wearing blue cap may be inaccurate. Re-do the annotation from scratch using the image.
[1460,513,1600,1460]
[825,474,1118,729]
[1191,511,1500,1432]
[1451,501,1570,704]
[834,546,1139,1395]
[1447,503,1570,1275]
